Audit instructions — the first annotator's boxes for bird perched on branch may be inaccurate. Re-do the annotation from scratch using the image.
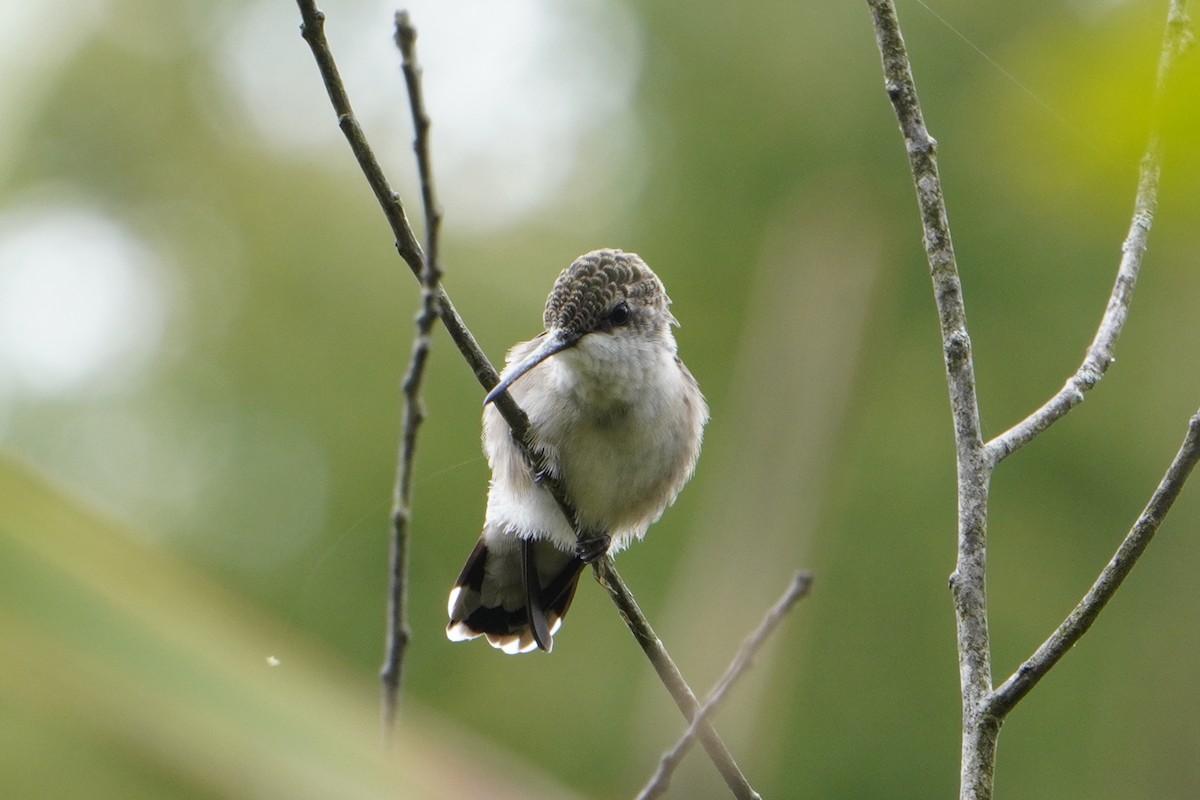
[447,249,708,653]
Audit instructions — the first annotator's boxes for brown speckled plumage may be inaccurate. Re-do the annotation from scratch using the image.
[543,250,670,334]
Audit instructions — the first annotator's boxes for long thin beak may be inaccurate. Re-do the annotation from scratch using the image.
[484,331,579,406]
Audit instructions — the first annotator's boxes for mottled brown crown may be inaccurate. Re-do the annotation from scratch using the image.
[543,249,669,334]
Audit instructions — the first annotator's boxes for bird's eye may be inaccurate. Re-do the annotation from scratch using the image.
[607,301,631,326]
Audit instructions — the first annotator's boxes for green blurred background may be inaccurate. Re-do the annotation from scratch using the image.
[2,0,1198,797]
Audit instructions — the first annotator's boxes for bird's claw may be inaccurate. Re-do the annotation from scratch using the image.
[574,532,611,563]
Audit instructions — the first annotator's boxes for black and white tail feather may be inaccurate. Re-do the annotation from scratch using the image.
[447,532,585,654]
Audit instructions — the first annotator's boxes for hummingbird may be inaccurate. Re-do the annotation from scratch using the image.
[446,249,709,654]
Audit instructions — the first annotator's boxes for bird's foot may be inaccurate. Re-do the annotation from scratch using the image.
[574,532,611,563]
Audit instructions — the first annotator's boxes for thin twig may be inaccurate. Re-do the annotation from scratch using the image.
[637,572,814,800]
[989,410,1200,716]
[986,0,1193,467]
[984,2,1196,723]
[294,4,760,793]
[380,9,444,742]
[296,3,422,271]
[592,560,760,800]
[395,11,443,273]
[380,306,432,738]
[296,0,497,392]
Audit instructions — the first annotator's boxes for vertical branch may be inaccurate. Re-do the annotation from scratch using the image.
[395,11,443,272]
[380,12,444,738]
[865,2,995,797]
[381,299,433,737]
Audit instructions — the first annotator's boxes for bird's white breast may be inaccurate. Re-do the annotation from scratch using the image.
[482,329,707,553]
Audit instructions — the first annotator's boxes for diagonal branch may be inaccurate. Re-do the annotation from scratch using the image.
[297,0,496,393]
[986,0,1193,466]
[295,4,761,796]
[988,409,1200,717]
[296,3,422,271]
[592,560,761,800]
[296,1,556,508]
[636,572,813,800]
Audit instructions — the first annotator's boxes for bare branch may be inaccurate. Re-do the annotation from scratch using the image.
[983,0,1195,721]
[865,7,995,796]
[380,9,444,743]
[295,4,762,795]
[380,320,430,738]
[394,11,443,274]
[868,1,1194,798]
[296,2,422,271]
[637,572,813,800]
[986,0,1194,466]
[592,560,760,800]
[296,0,499,393]
[989,409,1200,717]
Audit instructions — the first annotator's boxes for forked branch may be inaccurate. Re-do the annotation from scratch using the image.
[867,1,1195,799]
